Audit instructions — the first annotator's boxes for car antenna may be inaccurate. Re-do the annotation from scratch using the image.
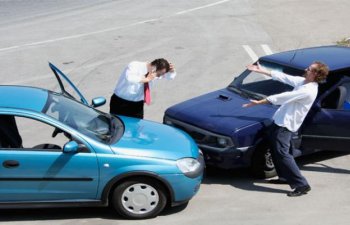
[290,41,302,63]
[290,48,299,63]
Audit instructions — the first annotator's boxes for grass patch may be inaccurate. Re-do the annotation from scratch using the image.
[336,37,350,47]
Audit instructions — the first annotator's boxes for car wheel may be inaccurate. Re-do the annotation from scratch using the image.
[112,178,167,219]
[251,146,277,178]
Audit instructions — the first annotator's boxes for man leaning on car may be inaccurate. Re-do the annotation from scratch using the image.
[243,61,329,197]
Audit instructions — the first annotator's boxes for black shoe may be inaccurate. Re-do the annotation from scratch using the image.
[268,179,288,184]
[287,185,311,197]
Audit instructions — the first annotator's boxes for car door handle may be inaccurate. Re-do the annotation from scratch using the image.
[2,160,20,168]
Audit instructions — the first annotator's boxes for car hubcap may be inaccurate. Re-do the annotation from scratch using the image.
[265,150,275,169]
[121,183,159,215]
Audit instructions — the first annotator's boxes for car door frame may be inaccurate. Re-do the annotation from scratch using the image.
[300,77,350,152]
[49,62,89,105]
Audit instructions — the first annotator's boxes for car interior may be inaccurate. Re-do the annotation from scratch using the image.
[321,85,348,109]
[0,115,23,148]
[0,115,66,150]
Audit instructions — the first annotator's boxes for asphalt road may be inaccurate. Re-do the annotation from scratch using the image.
[1,0,350,224]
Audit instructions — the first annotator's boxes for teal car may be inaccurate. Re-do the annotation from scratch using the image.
[0,63,204,219]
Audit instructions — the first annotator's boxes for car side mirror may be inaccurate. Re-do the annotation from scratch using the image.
[63,141,79,153]
[91,97,106,108]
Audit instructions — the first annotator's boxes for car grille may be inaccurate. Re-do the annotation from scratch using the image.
[165,117,232,149]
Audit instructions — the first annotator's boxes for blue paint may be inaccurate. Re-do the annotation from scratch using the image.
[165,45,350,170]
[0,63,203,215]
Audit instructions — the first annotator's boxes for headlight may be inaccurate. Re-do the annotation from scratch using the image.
[164,120,173,126]
[217,137,228,147]
[177,158,202,178]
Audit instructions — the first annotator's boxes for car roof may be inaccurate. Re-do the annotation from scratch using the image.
[260,45,350,71]
[0,86,49,112]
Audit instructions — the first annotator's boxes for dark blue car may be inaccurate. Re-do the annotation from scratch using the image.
[164,46,350,178]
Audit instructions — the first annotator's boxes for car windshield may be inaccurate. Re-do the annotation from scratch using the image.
[42,92,124,143]
[228,61,304,99]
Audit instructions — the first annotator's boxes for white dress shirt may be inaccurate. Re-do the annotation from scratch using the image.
[266,71,318,132]
[114,61,176,102]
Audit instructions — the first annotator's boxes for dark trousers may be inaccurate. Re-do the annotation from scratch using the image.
[109,94,144,119]
[268,123,309,189]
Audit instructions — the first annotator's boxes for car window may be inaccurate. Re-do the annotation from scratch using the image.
[0,115,22,149]
[320,81,350,110]
[343,82,350,110]
[42,92,124,144]
[0,115,74,152]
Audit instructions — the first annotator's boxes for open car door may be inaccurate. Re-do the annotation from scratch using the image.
[49,62,89,105]
[300,78,350,152]
[49,63,106,108]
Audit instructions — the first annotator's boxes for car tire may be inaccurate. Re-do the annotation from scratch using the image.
[111,178,167,219]
[250,146,277,179]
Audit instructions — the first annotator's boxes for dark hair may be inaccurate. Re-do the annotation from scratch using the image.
[151,58,170,72]
[312,61,329,83]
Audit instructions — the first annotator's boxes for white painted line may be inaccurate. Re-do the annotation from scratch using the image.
[176,0,230,15]
[261,44,273,55]
[0,0,231,53]
[0,19,159,53]
[242,45,258,62]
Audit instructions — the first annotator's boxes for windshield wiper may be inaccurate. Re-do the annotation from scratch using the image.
[241,89,265,100]
[227,86,250,99]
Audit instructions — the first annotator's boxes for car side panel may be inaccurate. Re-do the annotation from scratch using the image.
[0,150,99,201]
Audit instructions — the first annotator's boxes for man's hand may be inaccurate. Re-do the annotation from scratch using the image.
[246,63,261,72]
[242,99,260,108]
[246,62,271,76]
[141,64,157,83]
[169,63,175,73]
[145,71,157,82]
[242,99,270,107]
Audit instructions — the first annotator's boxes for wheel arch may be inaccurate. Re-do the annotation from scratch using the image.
[101,171,175,207]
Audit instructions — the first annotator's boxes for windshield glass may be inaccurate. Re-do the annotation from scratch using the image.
[229,61,304,99]
[42,92,124,143]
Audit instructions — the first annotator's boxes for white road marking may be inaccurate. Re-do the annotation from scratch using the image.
[176,0,230,15]
[261,44,273,55]
[242,45,259,62]
[0,19,159,53]
[0,0,231,53]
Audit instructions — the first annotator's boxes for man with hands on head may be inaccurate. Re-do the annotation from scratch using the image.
[110,58,176,119]
[243,61,329,197]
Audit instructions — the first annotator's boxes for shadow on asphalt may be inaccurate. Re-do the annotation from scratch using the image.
[0,207,121,222]
[0,203,189,222]
[203,166,288,194]
[0,151,348,222]
[203,151,350,194]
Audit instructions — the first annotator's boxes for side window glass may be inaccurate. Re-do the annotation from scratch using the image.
[343,82,350,110]
[321,82,350,110]
[0,115,70,151]
[0,115,23,149]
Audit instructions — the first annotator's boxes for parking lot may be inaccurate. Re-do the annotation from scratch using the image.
[1,0,350,224]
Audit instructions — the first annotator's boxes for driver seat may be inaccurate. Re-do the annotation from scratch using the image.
[321,86,347,109]
[335,86,347,109]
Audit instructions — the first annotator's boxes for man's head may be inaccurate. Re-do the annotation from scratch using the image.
[151,58,170,77]
[304,61,329,83]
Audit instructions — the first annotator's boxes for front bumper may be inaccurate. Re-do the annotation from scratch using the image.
[164,116,254,170]
[200,145,254,169]
[161,172,202,205]
[161,154,204,204]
